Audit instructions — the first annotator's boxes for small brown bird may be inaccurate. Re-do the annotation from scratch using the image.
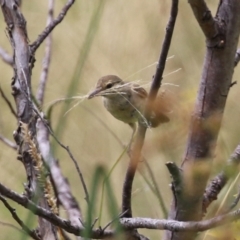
[88,75,169,132]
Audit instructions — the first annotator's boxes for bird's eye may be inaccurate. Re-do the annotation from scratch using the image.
[106,83,113,89]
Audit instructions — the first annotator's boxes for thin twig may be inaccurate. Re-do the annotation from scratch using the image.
[0,195,41,240]
[36,0,54,106]
[0,134,17,150]
[148,0,178,100]
[102,210,128,232]
[64,145,89,204]
[33,109,89,204]
[91,218,99,229]
[121,0,178,218]
[0,220,22,233]
[0,46,13,65]
[0,86,17,118]
[30,0,75,54]
[227,186,240,212]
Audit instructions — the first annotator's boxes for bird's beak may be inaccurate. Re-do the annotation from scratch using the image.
[88,88,102,99]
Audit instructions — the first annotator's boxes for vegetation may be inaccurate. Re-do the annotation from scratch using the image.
[0,0,240,239]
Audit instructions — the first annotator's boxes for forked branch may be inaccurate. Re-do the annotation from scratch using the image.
[30,0,75,54]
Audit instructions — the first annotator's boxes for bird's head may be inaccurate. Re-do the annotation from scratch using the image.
[88,75,124,99]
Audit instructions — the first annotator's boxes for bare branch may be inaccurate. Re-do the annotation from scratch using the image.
[119,210,240,231]
[188,0,218,40]
[30,0,75,54]
[0,182,113,238]
[122,0,178,219]
[91,218,99,229]
[36,0,54,106]
[0,46,13,65]
[36,117,84,230]
[0,194,41,240]
[34,110,89,204]
[148,0,178,100]
[0,86,17,118]
[1,1,59,238]
[2,181,240,236]
[167,1,240,239]
[0,134,17,150]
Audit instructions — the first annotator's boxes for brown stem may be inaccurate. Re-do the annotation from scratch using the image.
[0,195,41,240]
[121,0,178,219]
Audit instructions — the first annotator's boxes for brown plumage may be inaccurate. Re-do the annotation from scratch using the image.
[88,75,169,130]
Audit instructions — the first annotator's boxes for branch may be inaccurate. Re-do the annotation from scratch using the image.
[119,210,240,231]
[188,0,219,40]
[122,0,178,218]
[36,0,54,106]
[167,0,240,239]
[148,0,179,100]
[0,182,113,238]
[1,1,59,238]
[102,210,128,232]
[36,117,84,229]
[0,86,17,118]
[0,134,17,150]
[165,162,184,222]
[0,47,13,65]
[2,182,240,236]
[30,0,75,54]
[0,195,41,240]
[34,110,89,204]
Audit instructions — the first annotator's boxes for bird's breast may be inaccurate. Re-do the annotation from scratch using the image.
[102,94,144,124]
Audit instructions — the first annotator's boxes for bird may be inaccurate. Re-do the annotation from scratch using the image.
[88,75,169,132]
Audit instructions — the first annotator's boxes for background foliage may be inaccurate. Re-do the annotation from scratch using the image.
[0,1,240,239]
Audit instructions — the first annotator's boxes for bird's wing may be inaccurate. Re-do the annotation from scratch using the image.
[132,84,148,99]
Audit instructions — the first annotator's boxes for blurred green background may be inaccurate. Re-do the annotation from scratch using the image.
[0,1,240,239]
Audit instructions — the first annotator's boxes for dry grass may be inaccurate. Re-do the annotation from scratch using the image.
[0,1,240,239]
